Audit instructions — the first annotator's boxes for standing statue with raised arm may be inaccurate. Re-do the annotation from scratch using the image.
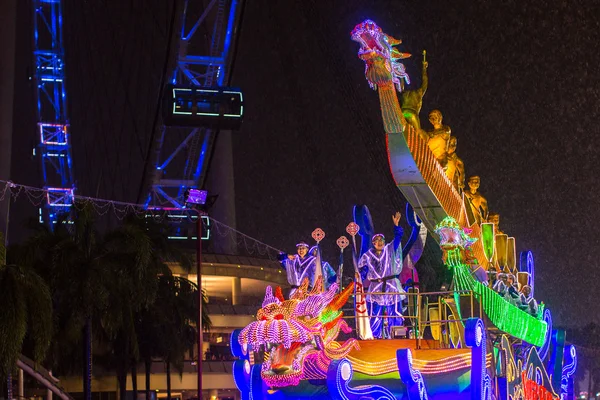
[358,212,406,339]
[400,52,428,137]
[426,110,452,169]
[464,176,489,224]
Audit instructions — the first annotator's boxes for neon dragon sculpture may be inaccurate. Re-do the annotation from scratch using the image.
[434,217,548,346]
[351,19,411,133]
[238,277,359,387]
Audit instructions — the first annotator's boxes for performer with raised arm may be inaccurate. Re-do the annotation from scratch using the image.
[359,212,406,339]
[278,241,336,293]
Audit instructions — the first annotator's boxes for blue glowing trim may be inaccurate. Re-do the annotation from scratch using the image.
[231,329,252,399]
[192,133,211,184]
[326,359,396,400]
[537,308,552,361]
[396,349,429,400]
[561,345,577,397]
[233,359,252,400]
[33,0,76,226]
[220,0,238,86]
[230,329,248,358]
[548,329,566,392]
[465,318,492,400]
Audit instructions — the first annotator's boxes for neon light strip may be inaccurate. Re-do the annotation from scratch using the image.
[447,248,547,346]
[347,352,493,375]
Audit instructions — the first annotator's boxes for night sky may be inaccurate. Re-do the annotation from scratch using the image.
[9,0,600,328]
[231,0,600,328]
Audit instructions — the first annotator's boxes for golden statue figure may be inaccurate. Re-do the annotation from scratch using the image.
[400,51,428,137]
[426,109,451,168]
[445,136,465,191]
[487,213,504,235]
[464,176,488,224]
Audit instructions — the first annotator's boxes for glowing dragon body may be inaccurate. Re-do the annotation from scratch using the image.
[238,278,359,387]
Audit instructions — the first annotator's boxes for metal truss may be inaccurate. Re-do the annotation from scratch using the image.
[145,0,241,214]
[32,0,75,225]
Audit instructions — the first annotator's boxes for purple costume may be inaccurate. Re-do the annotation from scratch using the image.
[281,247,336,291]
[359,226,406,338]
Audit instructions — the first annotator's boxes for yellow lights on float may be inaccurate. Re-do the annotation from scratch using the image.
[346,352,493,376]
[507,237,516,273]
[496,234,508,272]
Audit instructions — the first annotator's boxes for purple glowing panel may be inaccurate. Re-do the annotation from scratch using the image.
[186,189,208,205]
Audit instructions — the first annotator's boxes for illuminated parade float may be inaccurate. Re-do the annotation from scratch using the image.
[230,20,577,400]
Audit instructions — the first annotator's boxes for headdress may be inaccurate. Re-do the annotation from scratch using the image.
[371,234,385,243]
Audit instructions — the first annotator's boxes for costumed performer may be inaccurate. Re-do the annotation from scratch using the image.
[279,241,336,293]
[359,211,406,339]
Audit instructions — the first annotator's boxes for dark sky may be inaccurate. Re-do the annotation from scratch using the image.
[10,0,600,328]
[231,0,600,328]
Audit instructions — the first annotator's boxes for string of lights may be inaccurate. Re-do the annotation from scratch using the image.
[0,179,283,260]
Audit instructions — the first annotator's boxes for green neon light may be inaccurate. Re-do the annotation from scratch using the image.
[446,248,547,346]
[481,223,495,261]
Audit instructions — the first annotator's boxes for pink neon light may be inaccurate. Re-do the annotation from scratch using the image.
[39,123,68,145]
[45,188,74,206]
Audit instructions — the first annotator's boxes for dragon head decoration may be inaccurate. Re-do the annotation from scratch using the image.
[239,278,359,387]
[351,19,411,91]
[435,217,478,267]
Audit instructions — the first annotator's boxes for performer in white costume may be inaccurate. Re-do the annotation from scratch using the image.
[358,212,406,339]
[279,242,336,292]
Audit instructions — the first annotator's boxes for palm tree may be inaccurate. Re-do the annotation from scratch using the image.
[136,272,210,400]
[20,204,153,400]
[0,233,53,398]
[85,214,206,400]
[122,214,200,400]
[93,218,160,400]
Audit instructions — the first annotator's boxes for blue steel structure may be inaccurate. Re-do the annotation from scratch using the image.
[32,0,75,226]
[144,0,242,229]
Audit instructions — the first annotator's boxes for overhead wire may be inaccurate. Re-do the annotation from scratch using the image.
[0,179,285,258]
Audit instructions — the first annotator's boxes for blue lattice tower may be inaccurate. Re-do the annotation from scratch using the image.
[143,0,243,239]
[32,0,75,226]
